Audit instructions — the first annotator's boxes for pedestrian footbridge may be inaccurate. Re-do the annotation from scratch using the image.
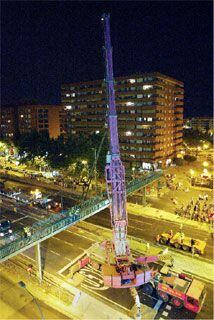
[0,171,162,262]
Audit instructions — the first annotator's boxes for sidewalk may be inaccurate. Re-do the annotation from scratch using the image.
[127,202,213,233]
[1,257,132,320]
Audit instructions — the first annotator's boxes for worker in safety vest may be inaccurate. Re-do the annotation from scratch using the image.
[169,230,173,238]
[156,234,160,243]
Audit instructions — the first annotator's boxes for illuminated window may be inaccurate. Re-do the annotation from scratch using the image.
[66,94,70,97]
[65,105,72,110]
[126,131,132,136]
[137,94,143,98]
[71,93,76,97]
[95,130,100,134]
[129,79,136,84]
[147,94,152,98]
[143,85,153,90]
[148,118,153,122]
[20,115,24,118]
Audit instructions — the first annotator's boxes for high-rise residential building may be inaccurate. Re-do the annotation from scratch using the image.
[18,104,63,139]
[61,72,184,169]
[0,104,63,140]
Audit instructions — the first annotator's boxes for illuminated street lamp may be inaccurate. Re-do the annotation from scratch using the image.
[203,161,209,168]
[18,281,44,320]
[189,169,195,176]
[81,160,88,165]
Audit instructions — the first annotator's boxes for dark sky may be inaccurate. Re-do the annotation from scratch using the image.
[1,1,213,117]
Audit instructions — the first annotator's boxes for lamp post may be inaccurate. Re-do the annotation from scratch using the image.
[18,281,45,320]
[94,148,97,192]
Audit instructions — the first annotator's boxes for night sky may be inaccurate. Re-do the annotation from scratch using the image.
[1,1,213,117]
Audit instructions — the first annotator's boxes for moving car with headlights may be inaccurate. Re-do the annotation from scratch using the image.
[0,219,13,237]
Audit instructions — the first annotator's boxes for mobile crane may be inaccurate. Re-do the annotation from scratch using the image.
[71,14,206,314]
[101,13,153,289]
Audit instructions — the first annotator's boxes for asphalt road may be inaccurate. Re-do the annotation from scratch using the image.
[86,209,213,261]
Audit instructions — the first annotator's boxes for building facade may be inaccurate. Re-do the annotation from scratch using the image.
[0,105,18,139]
[61,72,184,168]
[0,104,63,140]
[184,117,213,134]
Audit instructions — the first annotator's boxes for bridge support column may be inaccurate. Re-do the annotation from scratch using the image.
[157,180,161,198]
[35,243,43,283]
[141,187,146,206]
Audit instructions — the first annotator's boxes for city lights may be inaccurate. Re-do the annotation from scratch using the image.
[203,161,209,167]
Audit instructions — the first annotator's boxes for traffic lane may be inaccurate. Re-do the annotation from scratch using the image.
[41,237,84,260]
[3,177,77,208]
[54,228,95,250]
[1,196,52,217]
[23,246,72,274]
[87,210,213,260]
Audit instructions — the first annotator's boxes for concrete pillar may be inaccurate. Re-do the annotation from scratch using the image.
[141,187,146,206]
[35,242,43,283]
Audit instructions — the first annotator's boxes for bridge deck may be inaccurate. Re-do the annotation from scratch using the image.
[0,172,162,262]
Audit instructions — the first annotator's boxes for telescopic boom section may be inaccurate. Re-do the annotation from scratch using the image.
[102,13,129,258]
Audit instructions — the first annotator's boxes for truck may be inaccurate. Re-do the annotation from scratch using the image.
[139,266,206,313]
[158,231,206,255]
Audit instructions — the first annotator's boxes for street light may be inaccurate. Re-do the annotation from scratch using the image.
[18,281,45,320]
[189,169,195,176]
[203,161,209,168]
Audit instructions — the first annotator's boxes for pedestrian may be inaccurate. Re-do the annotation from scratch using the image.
[146,242,150,252]
[156,234,160,243]
[27,264,33,277]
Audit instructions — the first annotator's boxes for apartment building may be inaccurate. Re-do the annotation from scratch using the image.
[61,72,184,169]
[0,104,63,140]
[0,105,18,139]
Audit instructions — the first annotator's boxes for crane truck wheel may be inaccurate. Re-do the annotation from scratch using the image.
[139,283,153,295]
[182,245,189,251]
[171,297,184,309]
[159,237,167,245]
[157,290,169,302]
[174,243,181,249]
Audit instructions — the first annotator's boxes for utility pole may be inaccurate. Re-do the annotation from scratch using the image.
[94,148,97,192]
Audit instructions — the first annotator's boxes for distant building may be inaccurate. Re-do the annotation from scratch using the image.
[184,117,213,134]
[0,104,63,139]
[61,72,184,168]
[0,105,18,139]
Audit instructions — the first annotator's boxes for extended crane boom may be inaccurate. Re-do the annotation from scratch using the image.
[102,13,128,258]
[101,13,153,288]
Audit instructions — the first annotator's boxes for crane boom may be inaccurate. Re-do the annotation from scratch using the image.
[102,13,129,258]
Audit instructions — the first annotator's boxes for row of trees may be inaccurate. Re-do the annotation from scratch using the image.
[11,130,108,174]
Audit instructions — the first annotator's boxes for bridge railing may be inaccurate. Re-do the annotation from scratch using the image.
[0,171,162,261]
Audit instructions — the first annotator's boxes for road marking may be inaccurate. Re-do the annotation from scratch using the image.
[12,216,28,223]
[166,305,171,310]
[162,311,168,317]
[50,250,60,256]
